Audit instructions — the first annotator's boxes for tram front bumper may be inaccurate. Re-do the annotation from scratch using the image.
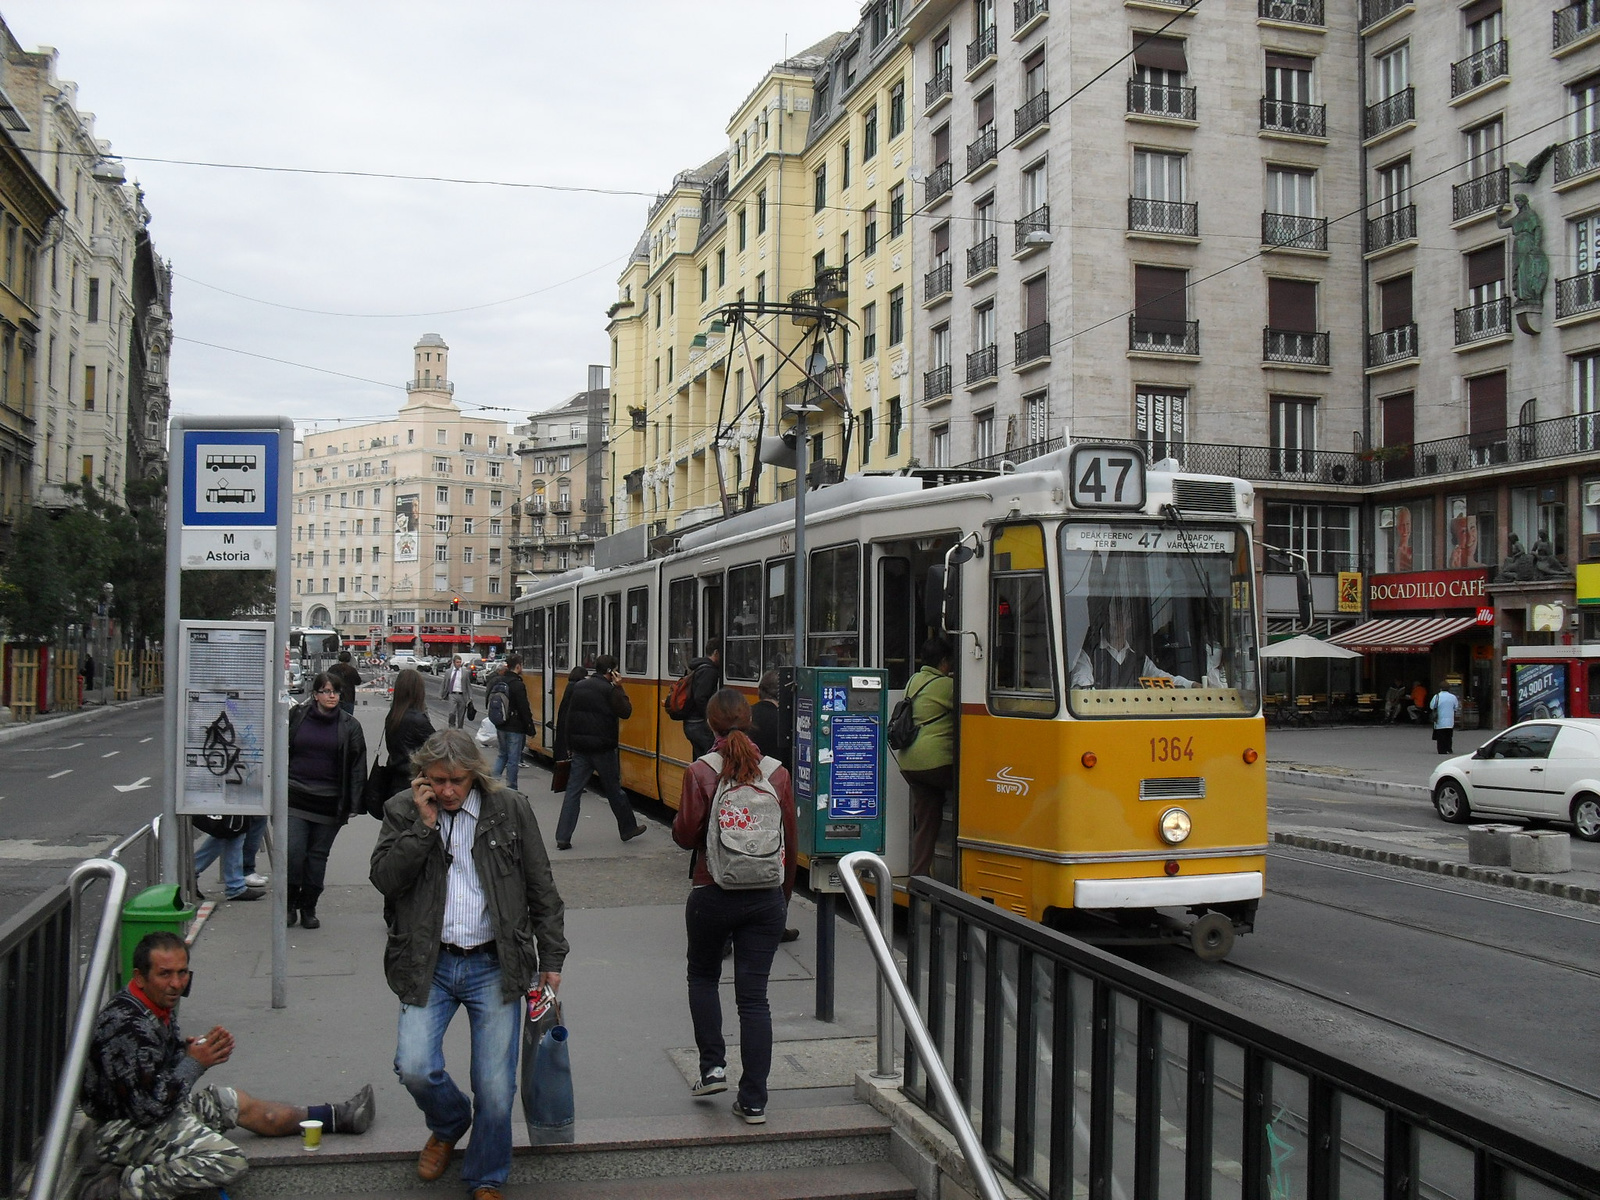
[1073,870,1263,910]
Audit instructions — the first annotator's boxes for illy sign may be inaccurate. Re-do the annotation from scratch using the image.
[1368,568,1491,612]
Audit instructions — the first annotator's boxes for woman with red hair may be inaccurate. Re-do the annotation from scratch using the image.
[672,688,797,1124]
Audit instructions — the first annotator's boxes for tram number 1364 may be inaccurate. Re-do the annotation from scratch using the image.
[1150,736,1196,763]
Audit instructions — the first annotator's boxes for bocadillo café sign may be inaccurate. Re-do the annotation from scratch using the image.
[1368,568,1490,612]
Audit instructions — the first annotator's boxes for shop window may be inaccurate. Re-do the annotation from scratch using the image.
[1376,498,1433,573]
[1447,493,1498,568]
[1511,484,1567,563]
[1264,503,1357,574]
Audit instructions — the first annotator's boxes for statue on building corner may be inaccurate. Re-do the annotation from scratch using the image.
[1498,533,1536,582]
[1532,529,1572,579]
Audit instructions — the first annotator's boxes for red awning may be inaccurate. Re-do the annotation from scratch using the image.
[387,634,415,644]
[345,640,370,648]
[1327,614,1481,655]
[421,633,506,645]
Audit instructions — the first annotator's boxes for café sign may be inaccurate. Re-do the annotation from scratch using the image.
[1368,568,1490,612]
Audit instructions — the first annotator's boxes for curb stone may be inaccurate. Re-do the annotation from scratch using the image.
[1271,831,1600,907]
[1268,766,1429,801]
[0,696,160,744]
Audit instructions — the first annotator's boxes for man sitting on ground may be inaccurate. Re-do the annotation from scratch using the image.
[79,931,374,1200]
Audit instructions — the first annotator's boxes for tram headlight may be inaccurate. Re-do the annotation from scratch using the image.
[1158,807,1192,845]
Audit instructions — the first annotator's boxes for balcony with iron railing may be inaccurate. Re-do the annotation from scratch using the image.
[1556,0,1600,49]
[1364,87,1414,139]
[924,261,953,303]
[967,235,998,279]
[406,378,455,394]
[1557,270,1600,320]
[1259,0,1323,24]
[1015,0,1048,31]
[1014,323,1050,365]
[1366,203,1416,253]
[1451,39,1508,98]
[966,126,998,175]
[1128,195,1198,237]
[1129,316,1200,355]
[923,364,952,402]
[924,160,953,204]
[1014,204,1050,252]
[1452,167,1508,220]
[550,499,573,515]
[1015,91,1049,140]
[925,64,952,109]
[1126,79,1196,121]
[815,266,848,309]
[967,24,997,72]
[1454,295,1511,344]
[1555,130,1600,184]
[1361,0,1409,29]
[1262,211,1328,251]
[1261,96,1326,137]
[955,435,1063,471]
[1368,322,1418,367]
[966,344,999,385]
[1264,328,1330,366]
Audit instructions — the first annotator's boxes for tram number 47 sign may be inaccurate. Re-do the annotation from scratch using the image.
[1069,444,1146,511]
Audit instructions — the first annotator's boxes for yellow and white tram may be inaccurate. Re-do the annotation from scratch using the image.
[512,445,1266,957]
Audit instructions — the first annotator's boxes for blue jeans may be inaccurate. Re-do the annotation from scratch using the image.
[394,948,521,1191]
[193,834,246,898]
[556,749,638,845]
[685,885,787,1110]
[241,817,268,874]
[494,731,527,790]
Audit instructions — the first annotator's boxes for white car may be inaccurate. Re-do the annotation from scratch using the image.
[1429,718,1600,841]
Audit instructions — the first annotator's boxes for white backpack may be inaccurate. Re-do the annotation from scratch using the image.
[700,752,785,890]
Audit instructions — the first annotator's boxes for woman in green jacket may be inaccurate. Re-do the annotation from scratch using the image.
[894,637,955,877]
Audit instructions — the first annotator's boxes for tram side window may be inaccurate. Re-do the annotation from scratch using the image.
[989,524,1057,716]
[764,557,794,674]
[603,592,622,660]
[667,578,697,676]
[553,601,571,671]
[624,586,649,675]
[580,596,600,668]
[725,564,763,680]
[529,609,547,671]
[808,544,861,666]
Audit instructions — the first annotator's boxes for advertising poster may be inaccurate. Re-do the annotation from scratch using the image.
[394,493,419,562]
[1513,662,1567,721]
[177,624,271,815]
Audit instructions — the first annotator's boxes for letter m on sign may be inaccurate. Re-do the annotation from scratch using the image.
[223,533,234,544]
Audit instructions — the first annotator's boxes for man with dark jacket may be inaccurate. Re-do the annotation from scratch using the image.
[78,932,373,1200]
[489,656,534,789]
[371,730,566,1200]
[554,654,647,851]
[681,640,722,759]
[329,650,363,714]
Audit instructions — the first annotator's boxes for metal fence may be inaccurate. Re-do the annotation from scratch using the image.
[903,876,1600,1200]
[1364,88,1414,138]
[1366,204,1415,253]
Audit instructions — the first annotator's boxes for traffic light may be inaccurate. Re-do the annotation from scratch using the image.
[451,597,460,612]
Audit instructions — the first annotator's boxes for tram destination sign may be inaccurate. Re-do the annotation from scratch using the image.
[1064,525,1235,555]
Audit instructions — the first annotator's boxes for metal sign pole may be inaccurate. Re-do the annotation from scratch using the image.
[272,425,292,1009]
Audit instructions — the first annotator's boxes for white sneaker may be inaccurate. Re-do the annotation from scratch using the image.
[244,873,268,888]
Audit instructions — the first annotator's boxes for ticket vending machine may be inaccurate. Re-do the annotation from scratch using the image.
[793,667,888,889]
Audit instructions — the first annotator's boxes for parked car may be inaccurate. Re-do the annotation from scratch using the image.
[288,665,305,695]
[390,652,418,671]
[1429,718,1600,841]
[415,656,441,674]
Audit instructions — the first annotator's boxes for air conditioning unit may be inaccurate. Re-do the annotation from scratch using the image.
[1584,533,1600,561]
[1586,481,1600,508]
[1378,507,1395,529]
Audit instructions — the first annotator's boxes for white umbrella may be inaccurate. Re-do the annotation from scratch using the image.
[1260,634,1362,660]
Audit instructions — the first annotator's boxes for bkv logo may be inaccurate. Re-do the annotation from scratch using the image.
[987,766,1032,796]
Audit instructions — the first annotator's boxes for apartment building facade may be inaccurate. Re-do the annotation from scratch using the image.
[291,335,521,654]
[513,386,609,586]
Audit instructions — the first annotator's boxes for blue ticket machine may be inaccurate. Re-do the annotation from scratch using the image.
[794,667,887,889]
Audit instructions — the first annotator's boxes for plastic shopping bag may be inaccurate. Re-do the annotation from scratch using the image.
[475,715,498,747]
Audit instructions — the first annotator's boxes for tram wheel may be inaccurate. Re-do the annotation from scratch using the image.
[1189,912,1235,962]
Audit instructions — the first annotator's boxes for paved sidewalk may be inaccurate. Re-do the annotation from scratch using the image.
[182,705,890,1162]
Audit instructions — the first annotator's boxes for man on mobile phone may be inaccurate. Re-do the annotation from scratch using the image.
[370,729,566,1200]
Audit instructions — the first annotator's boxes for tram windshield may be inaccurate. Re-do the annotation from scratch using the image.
[1060,523,1259,718]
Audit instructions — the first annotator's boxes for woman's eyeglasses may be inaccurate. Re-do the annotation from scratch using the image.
[315,687,339,695]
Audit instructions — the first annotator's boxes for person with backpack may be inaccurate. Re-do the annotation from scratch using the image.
[679,640,723,759]
[554,656,646,850]
[892,637,956,879]
[672,688,797,1125]
[487,656,534,790]
[329,650,363,714]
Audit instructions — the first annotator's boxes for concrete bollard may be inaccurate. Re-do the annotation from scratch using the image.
[1508,831,1573,874]
[1467,824,1519,867]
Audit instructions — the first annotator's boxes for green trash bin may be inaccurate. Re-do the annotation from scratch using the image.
[119,884,196,987]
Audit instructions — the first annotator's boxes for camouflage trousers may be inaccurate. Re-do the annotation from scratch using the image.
[88,1085,247,1200]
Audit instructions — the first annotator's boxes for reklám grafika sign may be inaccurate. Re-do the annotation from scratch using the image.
[1368,568,1491,612]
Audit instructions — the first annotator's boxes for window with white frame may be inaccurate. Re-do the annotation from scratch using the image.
[1373,42,1408,99]
[1266,166,1316,216]
[974,409,995,460]
[1133,149,1185,202]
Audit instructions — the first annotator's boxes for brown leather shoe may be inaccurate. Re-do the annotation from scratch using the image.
[472,1189,503,1200]
[416,1133,458,1181]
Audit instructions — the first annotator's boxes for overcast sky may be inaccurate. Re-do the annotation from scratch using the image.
[4,1,864,435]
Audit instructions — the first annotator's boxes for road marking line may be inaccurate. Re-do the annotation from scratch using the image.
[102,750,120,758]
[140,737,153,744]
[61,742,83,750]
[114,777,152,793]
[48,769,72,779]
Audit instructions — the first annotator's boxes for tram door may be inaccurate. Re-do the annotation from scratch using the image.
[527,608,552,756]
[875,537,959,883]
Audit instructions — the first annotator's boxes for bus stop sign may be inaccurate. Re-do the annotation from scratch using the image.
[179,429,280,569]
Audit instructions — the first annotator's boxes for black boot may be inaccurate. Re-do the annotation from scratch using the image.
[300,908,321,929]
[287,885,301,928]
[300,887,321,929]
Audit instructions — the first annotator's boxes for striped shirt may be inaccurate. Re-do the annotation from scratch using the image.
[438,789,494,948]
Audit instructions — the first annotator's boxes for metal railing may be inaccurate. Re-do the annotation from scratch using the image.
[1128,196,1198,237]
[1141,438,1362,484]
[925,261,953,302]
[1556,131,1600,184]
[1260,0,1323,24]
[1130,316,1199,355]
[901,875,1600,1200]
[1264,327,1330,365]
[966,344,999,385]
[1361,0,1409,28]
[1366,203,1415,252]
[967,236,998,279]
[1556,0,1600,49]
[1014,204,1050,252]
[967,25,997,71]
[1451,39,1508,97]
[1015,0,1048,29]
[966,127,998,175]
[1127,80,1196,120]
[1014,91,1049,139]
[1263,211,1328,251]
[1261,97,1325,137]
[926,64,952,108]
[1368,322,1418,366]
[1403,411,1600,479]
[1558,269,1600,319]
[1452,167,1508,221]
[838,853,1004,1200]
[1364,87,1413,138]
[924,161,953,204]
[924,364,952,402]
[405,378,454,394]
[1014,323,1050,365]
[1454,295,1511,344]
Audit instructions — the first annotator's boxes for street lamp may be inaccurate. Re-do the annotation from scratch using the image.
[100,582,114,705]
[786,345,829,675]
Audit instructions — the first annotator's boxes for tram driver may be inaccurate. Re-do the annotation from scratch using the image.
[1070,598,1195,690]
